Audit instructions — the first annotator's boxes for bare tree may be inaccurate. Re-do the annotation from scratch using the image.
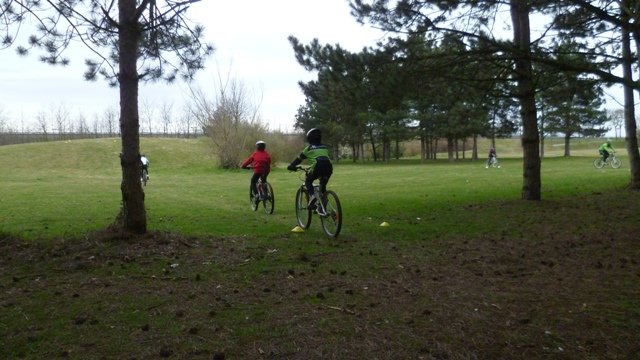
[179,106,195,138]
[0,107,7,133]
[103,107,117,137]
[160,101,174,136]
[91,112,102,137]
[36,111,48,140]
[609,109,624,139]
[189,77,266,168]
[52,103,71,138]
[76,111,89,135]
[140,100,156,136]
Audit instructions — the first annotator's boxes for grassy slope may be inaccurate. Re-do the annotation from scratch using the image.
[1,137,638,359]
[0,136,628,239]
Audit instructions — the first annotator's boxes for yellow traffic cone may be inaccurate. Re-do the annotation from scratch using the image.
[379,222,390,227]
[291,226,305,233]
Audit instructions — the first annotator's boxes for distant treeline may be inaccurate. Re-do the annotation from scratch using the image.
[0,131,203,146]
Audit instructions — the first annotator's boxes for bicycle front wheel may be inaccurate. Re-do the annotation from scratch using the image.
[250,189,259,211]
[295,187,312,229]
[320,190,342,238]
[593,158,605,169]
[263,182,274,214]
[611,157,622,169]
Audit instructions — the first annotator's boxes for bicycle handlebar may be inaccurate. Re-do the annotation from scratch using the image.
[291,166,312,174]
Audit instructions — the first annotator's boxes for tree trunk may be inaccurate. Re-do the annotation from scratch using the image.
[351,142,359,162]
[462,138,467,160]
[472,134,478,161]
[564,134,571,157]
[624,1,640,188]
[433,138,439,160]
[383,137,391,162]
[447,137,455,162]
[117,0,146,233]
[420,134,426,163]
[539,111,545,159]
[511,0,541,200]
[369,129,378,162]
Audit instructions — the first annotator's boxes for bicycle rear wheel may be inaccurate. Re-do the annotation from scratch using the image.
[320,190,342,238]
[263,182,274,214]
[593,158,605,169]
[611,157,622,169]
[141,169,148,186]
[295,187,312,229]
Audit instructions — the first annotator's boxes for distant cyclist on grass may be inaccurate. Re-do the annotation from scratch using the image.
[140,154,150,179]
[287,128,333,208]
[241,140,271,201]
[485,147,497,168]
[598,140,615,163]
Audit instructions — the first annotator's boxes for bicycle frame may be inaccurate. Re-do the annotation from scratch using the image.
[246,168,274,214]
[594,152,621,169]
[297,168,326,213]
[256,177,265,197]
[140,167,148,186]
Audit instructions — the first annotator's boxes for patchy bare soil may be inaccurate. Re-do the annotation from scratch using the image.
[2,193,640,359]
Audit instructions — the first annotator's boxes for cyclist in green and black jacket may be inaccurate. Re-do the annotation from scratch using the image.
[598,140,615,163]
[287,128,333,205]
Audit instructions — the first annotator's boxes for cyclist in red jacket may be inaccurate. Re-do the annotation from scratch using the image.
[241,140,271,200]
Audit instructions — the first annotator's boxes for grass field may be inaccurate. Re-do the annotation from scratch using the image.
[0,136,627,239]
[1,137,639,359]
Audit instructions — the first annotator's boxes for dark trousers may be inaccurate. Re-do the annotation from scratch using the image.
[250,173,267,196]
[305,161,333,197]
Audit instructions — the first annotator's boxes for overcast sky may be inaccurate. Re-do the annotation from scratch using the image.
[0,1,625,134]
[0,0,386,132]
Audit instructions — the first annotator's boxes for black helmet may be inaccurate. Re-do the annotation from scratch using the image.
[306,128,321,144]
[255,140,266,150]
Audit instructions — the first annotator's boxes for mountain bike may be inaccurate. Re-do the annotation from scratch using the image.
[593,152,621,169]
[293,167,342,238]
[140,167,149,186]
[246,170,274,214]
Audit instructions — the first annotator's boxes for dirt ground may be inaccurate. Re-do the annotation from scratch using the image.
[2,197,640,359]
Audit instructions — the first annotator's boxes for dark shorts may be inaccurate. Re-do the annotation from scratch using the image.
[313,159,333,176]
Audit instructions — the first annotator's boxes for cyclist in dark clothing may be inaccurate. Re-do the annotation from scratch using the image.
[287,128,333,205]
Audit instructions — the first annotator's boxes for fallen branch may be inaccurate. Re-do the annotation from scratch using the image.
[323,304,356,315]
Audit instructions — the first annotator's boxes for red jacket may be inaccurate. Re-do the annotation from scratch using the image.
[241,149,271,174]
